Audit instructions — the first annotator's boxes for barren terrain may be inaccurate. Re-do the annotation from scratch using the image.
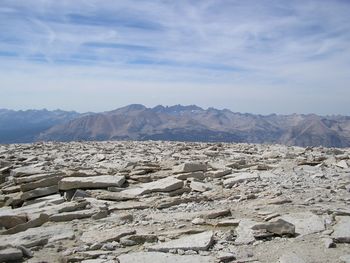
[0,141,349,262]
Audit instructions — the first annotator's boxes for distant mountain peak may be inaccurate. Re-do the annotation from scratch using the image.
[153,104,203,114]
[1,105,350,147]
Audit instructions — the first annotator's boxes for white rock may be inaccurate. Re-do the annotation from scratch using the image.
[149,231,213,252]
[122,177,183,196]
[223,172,259,187]
[118,252,213,263]
[332,216,350,243]
[173,163,207,174]
[280,212,325,235]
[336,160,348,169]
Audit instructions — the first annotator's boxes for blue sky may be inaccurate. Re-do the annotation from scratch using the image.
[0,0,350,114]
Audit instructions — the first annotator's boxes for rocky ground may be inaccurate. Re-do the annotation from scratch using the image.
[0,141,349,263]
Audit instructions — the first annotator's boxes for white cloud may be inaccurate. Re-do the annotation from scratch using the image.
[0,0,350,114]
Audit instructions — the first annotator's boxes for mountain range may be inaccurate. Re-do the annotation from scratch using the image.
[1,105,350,147]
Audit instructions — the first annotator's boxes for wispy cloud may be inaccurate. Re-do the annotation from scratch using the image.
[0,0,350,114]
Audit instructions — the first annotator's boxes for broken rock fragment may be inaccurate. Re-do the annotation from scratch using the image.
[59,175,125,190]
[149,231,214,252]
[252,219,295,236]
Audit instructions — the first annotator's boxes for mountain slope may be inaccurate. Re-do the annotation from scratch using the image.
[0,109,81,143]
[37,105,350,147]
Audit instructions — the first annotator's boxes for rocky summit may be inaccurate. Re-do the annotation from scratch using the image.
[0,141,350,263]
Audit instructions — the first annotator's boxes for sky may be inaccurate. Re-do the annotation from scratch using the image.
[0,0,350,115]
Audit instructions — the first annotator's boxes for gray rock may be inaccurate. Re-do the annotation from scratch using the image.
[149,231,213,252]
[336,160,348,169]
[202,208,231,219]
[118,252,213,263]
[332,216,350,243]
[252,219,295,236]
[190,181,212,192]
[80,227,136,244]
[0,214,27,229]
[205,169,232,178]
[340,254,350,263]
[280,212,325,235]
[10,166,44,177]
[122,177,183,196]
[223,172,259,188]
[59,175,126,190]
[324,238,336,248]
[3,213,49,235]
[49,210,96,222]
[173,163,207,174]
[20,176,62,192]
[235,219,256,245]
[0,247,23,262]
[0,224,75,248]
[119,234,158,246]
[176,171,205,180]
[20,185,59,201]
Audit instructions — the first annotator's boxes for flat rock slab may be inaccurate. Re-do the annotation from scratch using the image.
[0,247,23,262]
[109,201,150,211]
[10,166,45,177]
[0,214,27,229]
[235,219,256,245]
[49,210,96,222]
[20,176,62,192]
[59,175,125,190]
[202,208,231,219]
[252,219,295,236]
[223,172,259,187]
[149,231,213,252]
[190,181,212,192]
[176,171,205,180]
[173,163,207,174]
[3,213,49,235]
[118,252,213,263]
[20,185,58,201]
[0,224,75,248]
[332,216,350,243]
[80,227,136,244]
[122,177,183,196]
[280,212,325,235]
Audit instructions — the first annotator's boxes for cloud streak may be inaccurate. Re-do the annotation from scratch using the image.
[0,0,350,114]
